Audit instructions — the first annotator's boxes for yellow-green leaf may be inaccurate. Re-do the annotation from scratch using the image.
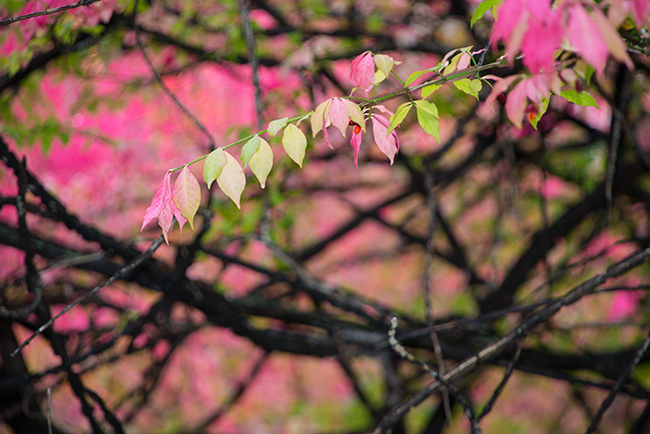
[203,148,227,189]
[416,104,440,141]
[249,138,273,188]
[453,78,482,99]
[414,99,439,118]
[374,53,395,79]
[241,135,261,168]
[217,152,246,208]
[173,166,201,230]
[421,83,441,99]
[387,102,412,135]
[283,123,307,167]
[471,0,502,28]
[268,117,289,137]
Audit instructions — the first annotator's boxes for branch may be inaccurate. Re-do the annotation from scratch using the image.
[0,0,101,27]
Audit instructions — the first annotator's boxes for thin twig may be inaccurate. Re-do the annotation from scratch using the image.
[478,340,522,420]
[237,0,264,130]
[132,0,216,148]
[0,0,101,27]
[11,236,165,357]
[422,170,451,422]
[585,329,650,434]
[374,247,650,433]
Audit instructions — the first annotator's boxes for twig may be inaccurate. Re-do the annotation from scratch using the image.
[11,236,165,357]
[237,0,264,130]
[0,0,101,27]
[387,318,482,433]
[478,340,522,420]
[422,170,451,422]
[374,247,650,433]
[132,0,216,148]
[585,328,650,434]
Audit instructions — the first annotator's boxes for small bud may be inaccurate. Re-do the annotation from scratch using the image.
[497,93,506,104]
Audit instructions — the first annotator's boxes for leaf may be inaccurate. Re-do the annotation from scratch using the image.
[372,115,399,164]
[329,98,350,137]
[443,53,462,75]
[387,102,412,135]
[249,138,273,188]
[295,111,312,127]
[414,99,439,118]
[350,51,375,94]
[173,166,201,230]
[471,0,502,28]
[203,148,227,189]
[421,83,441,99]
[406,70,426,86]
[217,152,246,208]
[529,97,549,130]
[282,123,307,167]
[267,117,288,137]
[560,90,599,108]
[241,135,261,168]
[374,69,387,85]
[342,99,366,131]
[141,171,172,232]
[374,53,395,79]
[453,78,482,99]
[416,104,440,141]
[311,99,331,137]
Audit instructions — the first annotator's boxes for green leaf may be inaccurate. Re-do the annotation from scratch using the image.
[282,124,307,167]
[406,70,426,86]
[416,104,440,141]
[421,83,441,99]
[217,152,246,209]
[453,78,482,99]
[268,117,289,137]
[529,97,549,130]
[471,0,502,28]
[414,99,439,118]
[203,148,227,189]
[584,65,595,85]
[173,166,201,230]
[241,135,261,168]
[249,138,274,188]
[560,90,600,108]
[387,102,412,135]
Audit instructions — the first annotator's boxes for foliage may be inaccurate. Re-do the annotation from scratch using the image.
[1,0,650,433]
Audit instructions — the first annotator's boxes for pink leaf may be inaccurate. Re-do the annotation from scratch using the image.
[568,5,608,72]
[141,171,172,232]
[349,128,363,170]
[506,79,528,129]
[173,166,201,230]
[350,51,375,94]
[520,8,564,73]
[329,98,350,137]
[590,5,633,70]
[372,115,399,164]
